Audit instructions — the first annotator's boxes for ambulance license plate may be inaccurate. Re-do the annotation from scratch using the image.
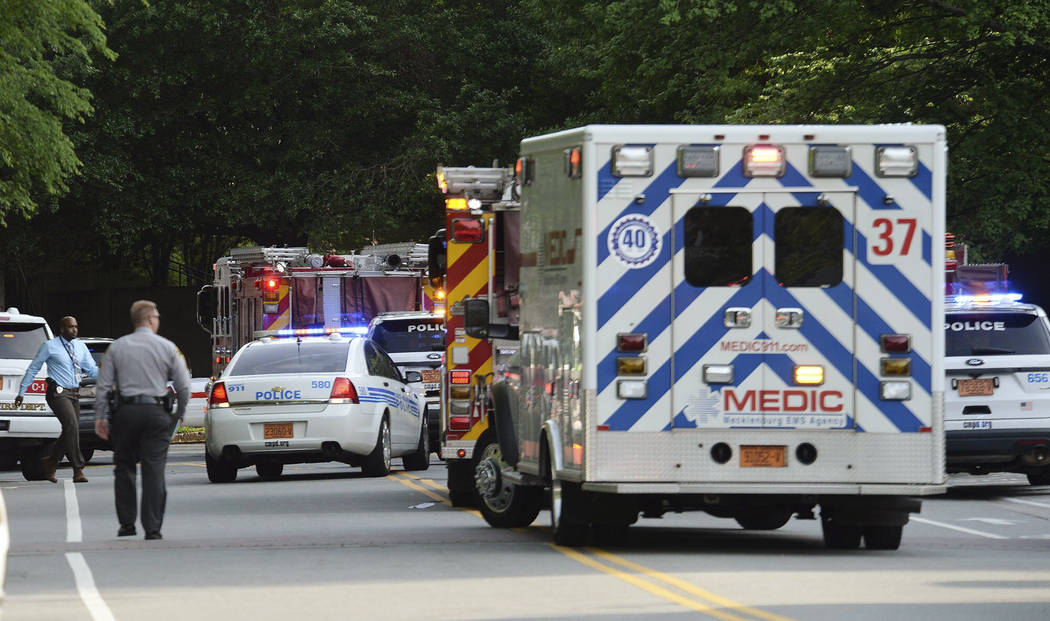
[420,369,441,383]
[264,423,293,439]
[957,378,994,397]
[740,445,786,468]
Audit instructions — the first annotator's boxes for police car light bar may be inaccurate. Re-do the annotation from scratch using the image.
[948,293,1023,306]
[254,326,369,339]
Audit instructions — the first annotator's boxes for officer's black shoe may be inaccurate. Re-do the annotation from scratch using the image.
[145,532,163,540]
[117,525,136,537]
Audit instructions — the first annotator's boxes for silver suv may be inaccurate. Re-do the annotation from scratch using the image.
[945,298,1050,485]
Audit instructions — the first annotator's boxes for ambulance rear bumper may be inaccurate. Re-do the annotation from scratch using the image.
[580,482,946,496]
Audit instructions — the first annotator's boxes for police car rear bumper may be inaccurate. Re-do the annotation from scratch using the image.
[207,407,382,458]
[946,429,1050,465]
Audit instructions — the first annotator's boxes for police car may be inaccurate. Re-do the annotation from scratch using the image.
[367,311,444,452]
[945,294,1050,485]
[0,308,60,480]
[204,330,429,482]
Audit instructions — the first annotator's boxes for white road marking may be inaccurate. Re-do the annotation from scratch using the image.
[409,502,435,509]
[1003,497,1050,509]
[66,553,116,621]
[64,475,117,620]
[961,517,1018,526]
[911,516,1008,539]
[64,480,81,543]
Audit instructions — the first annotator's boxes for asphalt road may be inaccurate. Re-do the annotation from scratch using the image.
[2,445,1049,620]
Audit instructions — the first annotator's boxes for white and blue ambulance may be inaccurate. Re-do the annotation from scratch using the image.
[465,124,947,550]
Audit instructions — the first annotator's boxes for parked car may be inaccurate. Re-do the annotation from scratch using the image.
[205,333,429,482]
[0,308,60,480]
[945,296,1050,485]
[76,337,114,462]
[367,311,444,453]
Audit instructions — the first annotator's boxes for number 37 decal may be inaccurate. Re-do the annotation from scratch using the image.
[871,217,917,257]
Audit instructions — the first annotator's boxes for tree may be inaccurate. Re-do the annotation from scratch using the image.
[0,0,115,223]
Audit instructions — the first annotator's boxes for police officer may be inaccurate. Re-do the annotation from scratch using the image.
[95,300,190,540]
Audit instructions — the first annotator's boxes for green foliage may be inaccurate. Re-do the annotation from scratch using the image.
[2,0,1049,288]
[0,0,114,223]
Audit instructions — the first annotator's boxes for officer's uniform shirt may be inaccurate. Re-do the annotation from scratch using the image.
[95,326,191,420]
[18,336,99,395]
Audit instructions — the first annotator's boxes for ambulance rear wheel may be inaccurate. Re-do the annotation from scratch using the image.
[821,518,862,549]
[475,430,542,528]
[863,525,903,550]
[735,509,793,531]
[206,451,238,483]
[551,479,589,546]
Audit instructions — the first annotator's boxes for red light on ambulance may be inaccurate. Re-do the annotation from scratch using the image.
[450,370,472,385]
[743,144,785,177]
[451,217,484,243]
[449,417,472,431]
[880,334,911,353]
[263,277,280,291]
[617,333,647,352]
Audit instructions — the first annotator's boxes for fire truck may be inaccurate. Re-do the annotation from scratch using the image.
[197,244,428,378]
[434,124,948,549]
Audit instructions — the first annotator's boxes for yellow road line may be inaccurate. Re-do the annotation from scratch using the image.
[387,473,449,504]
[549,545,755,621]
[588,548,795,621]
[393,472,482,518]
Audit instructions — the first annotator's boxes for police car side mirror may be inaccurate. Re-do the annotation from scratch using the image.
[404,370,423,384]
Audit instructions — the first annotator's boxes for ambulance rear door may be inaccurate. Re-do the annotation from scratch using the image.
[670,189,858,432]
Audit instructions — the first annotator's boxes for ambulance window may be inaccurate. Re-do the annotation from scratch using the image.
[774,207,843,287]
[683,207,753,287]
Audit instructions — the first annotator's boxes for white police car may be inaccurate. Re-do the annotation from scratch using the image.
[0,308,61,480]
[367,311,444,452]
[945,294,1050,485]
[204,331,429,482]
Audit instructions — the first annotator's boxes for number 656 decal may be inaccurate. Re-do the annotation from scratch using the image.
[871,217,917,257]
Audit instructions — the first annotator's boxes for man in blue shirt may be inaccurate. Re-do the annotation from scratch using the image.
[15,316,99,483]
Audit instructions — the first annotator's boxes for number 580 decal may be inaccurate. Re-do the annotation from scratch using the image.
[871,217,918,257]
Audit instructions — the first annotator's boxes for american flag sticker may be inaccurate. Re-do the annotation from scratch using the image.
[1021,401,1033,411]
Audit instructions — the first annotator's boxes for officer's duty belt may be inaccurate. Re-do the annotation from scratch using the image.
[121,395,167,405]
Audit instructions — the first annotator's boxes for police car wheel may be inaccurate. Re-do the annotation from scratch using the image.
[205,451,238,483]
[863,525,903,550]
[402,416,430,471]
[256,462,283,479]
[362,417,392,477]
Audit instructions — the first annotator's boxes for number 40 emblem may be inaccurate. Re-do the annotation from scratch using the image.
[608,214,661,269]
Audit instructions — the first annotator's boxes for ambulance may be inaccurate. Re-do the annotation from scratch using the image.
[446,124,948,549]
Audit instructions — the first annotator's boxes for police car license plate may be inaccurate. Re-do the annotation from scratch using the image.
[740,445,786,467]
[420,369,440,383]
[957,378,994,397]
[264,423,293,439]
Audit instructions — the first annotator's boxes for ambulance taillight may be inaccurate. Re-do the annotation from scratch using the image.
[743,144,785,177]
[209,382,229,408]
[329,377,359,404]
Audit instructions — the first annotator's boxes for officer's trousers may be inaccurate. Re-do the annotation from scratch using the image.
[111,404,173,535]
[45,386,85,469]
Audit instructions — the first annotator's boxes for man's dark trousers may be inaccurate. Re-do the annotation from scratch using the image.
[45,385,85,469]
[111,403,172,535]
